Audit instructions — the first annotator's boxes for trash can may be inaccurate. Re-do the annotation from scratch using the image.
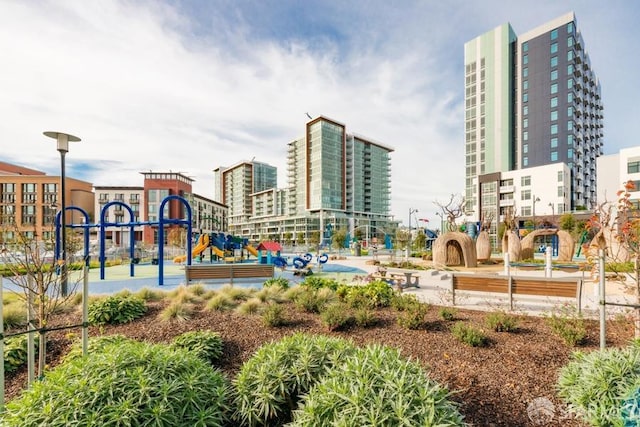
[151,258,159,265]
[355,243,361,257]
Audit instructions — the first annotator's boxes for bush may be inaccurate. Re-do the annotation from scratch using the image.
[342,280,395,309]
[294,288,335,314]
[171,330,223,365]
[439,307,457,321]
[3,302,27,329]
[261,303,286,327]
[300,276,340,291]
[135,287,165,302]
[232,333,356,426]
[63,335,130,363]
[320,303,351,331]
[290,344,465,426]
[1,339,231,426]
[558,341,640,426]
[4,335,32,373]
[236,298,262,315]
[158,301,193,322]
[486,310,519,332]
[88,295,147,325]
[545,305,587,346]
[263,277,290,290]
[397,302,429,330]
[391,293,421,311]
[354,308,377,328]
[206,294,236,311]
[452,322,489,347]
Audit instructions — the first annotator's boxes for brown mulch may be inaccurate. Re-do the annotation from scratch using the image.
[4,299,633,427]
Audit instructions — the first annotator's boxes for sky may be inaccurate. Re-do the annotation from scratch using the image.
[1,0,639,228]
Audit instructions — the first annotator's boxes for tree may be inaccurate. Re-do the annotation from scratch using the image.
[296,232,305,246]
[413,230,426,252]
[395,229,409,250]
[331,228,348,252]
[283,232,293,246]
[0,225,82,377]
[559,213,575,232]
[167,227,186,247]
[308,231,321,253]
[434,194,466,232]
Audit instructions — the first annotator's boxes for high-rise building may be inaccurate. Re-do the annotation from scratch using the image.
[218,116,395,246]
[464,12,604,229]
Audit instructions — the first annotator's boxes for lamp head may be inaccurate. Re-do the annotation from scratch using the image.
[44,131,81,153]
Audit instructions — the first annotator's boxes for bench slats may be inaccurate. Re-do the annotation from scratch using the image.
[185,264,274,283]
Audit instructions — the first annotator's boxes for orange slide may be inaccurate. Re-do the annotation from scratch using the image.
[245,244,258,257]
[173,234,210,263]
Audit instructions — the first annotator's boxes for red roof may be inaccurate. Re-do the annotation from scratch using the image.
[256,241,282,252]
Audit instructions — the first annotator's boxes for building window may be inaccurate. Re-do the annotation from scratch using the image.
[523,67,528,77]
[523,157,528,166]
[523,144,529,154]
[521,207,532,216]
[568,148,574,159]
[551,28,558,40]
[521,176,531,186]
[551,111,558,121]
[523,80,529,90]
[523,41,528,52]
[551,42,558,54]
[523,105,529,115]
[568,135,574,146]
[567,64,574,74]
[567,121,573,131]
[567,78,573,89]
[558,171,564,182]
[568,22,574,33]
[523,93,528,102]
[551,124,558,135]
[551,151,558,161]
[551,137,558,148]
[551,56,558,67]
[628,160,640,174]
[568,92,573,103]
[523,131,528,141]
[523,118,528,128]
[551,70,558,80]
[558,186,564,197]
[567,50,574,61]
[551,83,558,94]
[567,106,573,116]
[522,190,531,200]
[551,97,558,108]
[567,36,574,47]
[523,54,528,65]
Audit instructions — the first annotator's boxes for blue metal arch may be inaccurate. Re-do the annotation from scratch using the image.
[55,206,91,267]
[158,195,192,285]
[99,201,136,280]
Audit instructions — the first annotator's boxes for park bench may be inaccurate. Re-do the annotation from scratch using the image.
[184,263,274,285]
[451,273,584,312]
[370,268,420,290]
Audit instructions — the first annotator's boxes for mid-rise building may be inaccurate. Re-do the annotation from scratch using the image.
[465,12,604,232]
[0,161,94,244]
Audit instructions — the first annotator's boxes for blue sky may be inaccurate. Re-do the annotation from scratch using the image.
[1,0,638,226]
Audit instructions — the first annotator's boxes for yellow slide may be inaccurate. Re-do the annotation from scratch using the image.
[245,244,258,257]
[212,246,224,257]
[173,234,210,263]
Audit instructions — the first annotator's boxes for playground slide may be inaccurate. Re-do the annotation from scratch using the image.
[173,234,210,263]
[212,246,224,258]
[245,244,258,257]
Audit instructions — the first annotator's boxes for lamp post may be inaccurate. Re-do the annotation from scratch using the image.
[44,131,81,297]
[407,208,418,260]
[532,196,540,230]
[548,202,555,226]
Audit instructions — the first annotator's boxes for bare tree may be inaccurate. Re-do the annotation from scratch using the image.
[0,224,82,376]
[434,194,466,232]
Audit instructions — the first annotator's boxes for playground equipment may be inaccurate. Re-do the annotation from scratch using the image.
[173,232,258,264]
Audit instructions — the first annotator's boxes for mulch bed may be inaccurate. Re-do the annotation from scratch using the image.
[4,299,633,426]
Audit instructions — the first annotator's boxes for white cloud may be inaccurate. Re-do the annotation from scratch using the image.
[1,0,638,228]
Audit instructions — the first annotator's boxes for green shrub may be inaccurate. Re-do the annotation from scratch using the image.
[63,335,130,363]
[219,285,252,302]
[294,288,333,313]
[171,330,223,365]
[254,285,286,304]
[4,335,32,373]
[558,341,640,426]
[206,294,236,311]
[397,302,429,330]
[452,322,489,347]
[320,303,351,331]
[486,310,519,332]
[262,303,286,327]
[232,333,356,426]
[391,293,421,311]
[354,308,377,328]
[2,339,231,426]
[158,301,193,322]
[439,307,457,321]
[263,277,290,290]
[300,276,340,291]
[135,287,165,302]
[342,280,395,309]
[546,305,587,346]
[290,344,465,426]
[88,295,147,325]
[236,298,262,315]
[3,302,27,329]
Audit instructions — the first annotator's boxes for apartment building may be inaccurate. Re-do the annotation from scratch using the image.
[464,12,604,229]
[0,161,94,244]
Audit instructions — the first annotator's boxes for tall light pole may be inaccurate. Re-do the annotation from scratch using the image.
[44,131,81,296]
[548,202,555,226]
[532,196,540,230]
[407,208,418,260]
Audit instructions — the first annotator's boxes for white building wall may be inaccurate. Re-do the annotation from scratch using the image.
[502,163,570,217]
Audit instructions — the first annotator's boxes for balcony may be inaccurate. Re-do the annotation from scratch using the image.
[499,199,515,207]
[499,185,515,193]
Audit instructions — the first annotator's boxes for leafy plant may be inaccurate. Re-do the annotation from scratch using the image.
[158,301,193,322]
[397,302,429,330]
[261,303,286,327]
[290,344,465,426]
[486,310,519,332]
[300,276,340,291]
[354,308,377,328]
[2,339,231,426]
[545,304,587,346]
[232,333,356,426]
[558,341,640,426]
[88,295,147,325]
[392,293,421,311]
[63,335,130,363]
[320,303,351,331]
[439,307,457,321]
[262,277,290,290]
[293,287,335,314]
[171,330,223,365]
[4,335,32,373]
[341,280,395,309]
[452,322,489,347]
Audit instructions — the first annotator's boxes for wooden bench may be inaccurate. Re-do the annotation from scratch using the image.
[185,263,274,285]
[451,273,583,312]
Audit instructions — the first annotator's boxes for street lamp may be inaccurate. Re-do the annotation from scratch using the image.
[407,208,418,260]
[44,131,81,297]
[532,196,540,230]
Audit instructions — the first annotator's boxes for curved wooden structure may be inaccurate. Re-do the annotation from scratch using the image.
[475,230,492,261]
[520,228,575,262]
[502,230,522,262]
[433,232,477,268]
